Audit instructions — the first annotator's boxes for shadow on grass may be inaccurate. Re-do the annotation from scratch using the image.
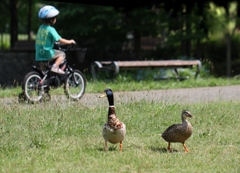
[149,146,179,153]
[97,145,118,152]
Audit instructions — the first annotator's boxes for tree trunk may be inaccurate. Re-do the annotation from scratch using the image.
[27,0,32,40]
[9,0,18,49]
[196,39,201,60]
[134,29,141,60]
[185,23,191,57]
[185,3,191,57]
[225,33,231,77]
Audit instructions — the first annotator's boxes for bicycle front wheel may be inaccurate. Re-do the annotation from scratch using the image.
[64,69,86,100]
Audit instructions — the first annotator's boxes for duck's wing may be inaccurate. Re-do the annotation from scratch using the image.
[161,123,184,137]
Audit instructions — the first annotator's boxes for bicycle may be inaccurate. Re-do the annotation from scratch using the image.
[18,43,87,103]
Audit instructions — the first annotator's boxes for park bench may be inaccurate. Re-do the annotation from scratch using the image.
[90,60,202,80]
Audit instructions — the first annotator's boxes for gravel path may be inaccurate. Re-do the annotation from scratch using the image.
[81,85,240,107]
[2,85,240,107]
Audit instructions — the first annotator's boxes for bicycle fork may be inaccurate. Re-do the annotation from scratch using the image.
[68,67,79,86]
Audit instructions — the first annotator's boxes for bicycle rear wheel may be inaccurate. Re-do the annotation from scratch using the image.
[64,69,86,100]
[22,71,43,102]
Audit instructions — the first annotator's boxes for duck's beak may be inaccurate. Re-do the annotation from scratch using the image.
[99,93,107,98]
[189,114,194,118]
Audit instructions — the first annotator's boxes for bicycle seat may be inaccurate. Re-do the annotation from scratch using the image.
[39,60,48,64]
[39,60,55,66]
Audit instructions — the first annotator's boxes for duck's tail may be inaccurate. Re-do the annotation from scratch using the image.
[158,134,162,136]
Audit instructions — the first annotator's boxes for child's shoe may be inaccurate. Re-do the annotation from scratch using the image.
[51,66,65,74]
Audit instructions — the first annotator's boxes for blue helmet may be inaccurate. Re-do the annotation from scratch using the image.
[38,5,59,19]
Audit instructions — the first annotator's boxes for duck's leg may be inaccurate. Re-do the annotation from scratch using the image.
[167,142,171,152]
[120,141,123,152]
[104,141,108,151]
[183,143,189,152]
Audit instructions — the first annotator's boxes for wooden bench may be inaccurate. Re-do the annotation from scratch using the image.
[91,60,202,80]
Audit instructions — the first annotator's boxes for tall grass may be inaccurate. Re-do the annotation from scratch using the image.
[0,97,239,172]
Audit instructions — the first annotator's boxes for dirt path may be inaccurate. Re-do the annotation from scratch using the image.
[1,85,240,107]
[80,85,240,107]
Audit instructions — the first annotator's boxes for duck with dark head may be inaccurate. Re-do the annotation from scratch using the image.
[99,88,126,152]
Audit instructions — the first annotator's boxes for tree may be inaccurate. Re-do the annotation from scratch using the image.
[9,0,19,49]
[4,0,240,77]
[160,1,210,58]
[45,2,125,52]
[121,6,160,59]
[206,1,240,77]
[27,0,33,40]
[40,2,163,59]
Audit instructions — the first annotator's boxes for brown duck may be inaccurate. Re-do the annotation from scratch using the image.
[160,110,194,152]
[99,88,126,152]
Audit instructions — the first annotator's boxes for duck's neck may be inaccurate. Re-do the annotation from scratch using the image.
[107,95,114,106]
[108,106,116,116]
[182,117,188,123]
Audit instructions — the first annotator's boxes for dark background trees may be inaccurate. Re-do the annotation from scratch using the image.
[2,0,240,77]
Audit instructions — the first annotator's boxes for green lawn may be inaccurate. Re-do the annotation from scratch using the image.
[2,75,240,98]
[0,94,239,172]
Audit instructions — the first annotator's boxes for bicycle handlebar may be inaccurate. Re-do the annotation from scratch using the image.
[54,42,78,51]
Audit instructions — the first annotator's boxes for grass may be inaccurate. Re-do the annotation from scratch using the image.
[85,75,240,93]
[0,70,239,172]
[0,97,239,172]
[1,75,240,98]
[1,32,239,171]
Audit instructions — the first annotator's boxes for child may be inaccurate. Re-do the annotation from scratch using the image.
[35,5,76,74]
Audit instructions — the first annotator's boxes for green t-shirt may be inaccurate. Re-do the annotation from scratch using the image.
[35,24,61,61]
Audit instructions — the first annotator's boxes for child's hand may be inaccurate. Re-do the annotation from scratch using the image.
[70,39,76,44]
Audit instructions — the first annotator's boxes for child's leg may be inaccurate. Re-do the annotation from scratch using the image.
[51,50,66,67]
[50,50,66,74]
[54,56,64,67]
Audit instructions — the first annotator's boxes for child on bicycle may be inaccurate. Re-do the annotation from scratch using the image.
[35,5,76,74]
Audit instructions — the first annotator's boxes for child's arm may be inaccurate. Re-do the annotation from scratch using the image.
[58,38,76,45]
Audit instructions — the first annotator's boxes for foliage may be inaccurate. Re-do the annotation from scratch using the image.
[165,4,209,46]
[37,2,179,52]
[0,0,10,33]
[2,1,240,76]
[206,2,239,37]
[46,2,126,51]
[0,0,39,34]
[17,0,39,33]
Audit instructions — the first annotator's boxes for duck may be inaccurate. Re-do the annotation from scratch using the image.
[99,88,126,152]
[159,110,194,152]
